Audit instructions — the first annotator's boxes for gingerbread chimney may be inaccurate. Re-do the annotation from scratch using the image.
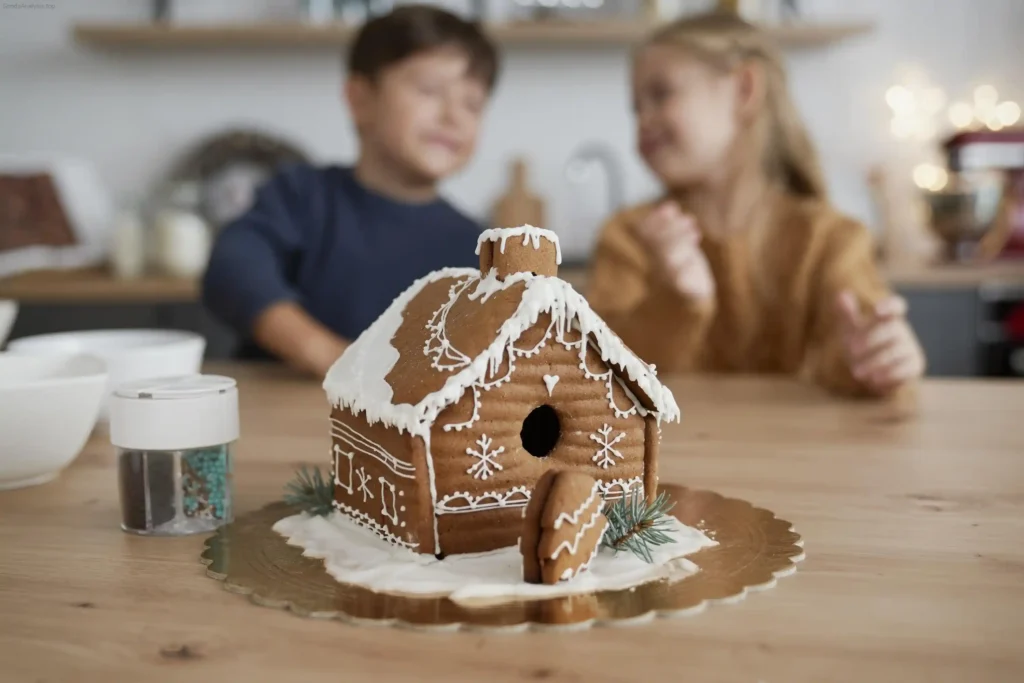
[476,226,561,280]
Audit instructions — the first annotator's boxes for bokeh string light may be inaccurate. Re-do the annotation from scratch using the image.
[886,77,1020,193]
[912,162,948,192]
[885,82,946,141]
[948,85,1020,131]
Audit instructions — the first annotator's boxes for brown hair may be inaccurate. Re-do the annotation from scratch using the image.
[348,5,500,92]
[644,12,826,198]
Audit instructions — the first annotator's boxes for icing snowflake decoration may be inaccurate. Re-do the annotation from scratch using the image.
[355,466,374,502]
[590,424,626,469]
[466,434,505,480]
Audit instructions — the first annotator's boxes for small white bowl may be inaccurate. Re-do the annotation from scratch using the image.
[0,353,108,490]
[6,329,206,420]
[0,300,16,348]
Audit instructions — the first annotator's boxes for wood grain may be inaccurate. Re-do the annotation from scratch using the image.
[71,20,875,50]
[0,267,199,303]
[1,362,1022,682]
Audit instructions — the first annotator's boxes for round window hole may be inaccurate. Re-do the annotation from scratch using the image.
[521,405,560,458]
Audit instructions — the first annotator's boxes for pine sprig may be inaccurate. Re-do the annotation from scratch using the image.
[600,490,677,563]
[283,465,334,516]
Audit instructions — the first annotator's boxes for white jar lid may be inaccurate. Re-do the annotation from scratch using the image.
[109,374,239,451]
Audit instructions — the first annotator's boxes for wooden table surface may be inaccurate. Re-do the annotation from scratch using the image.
[2,363,1022,682]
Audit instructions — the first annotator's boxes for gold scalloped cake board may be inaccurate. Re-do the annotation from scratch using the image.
[200,485,804,632]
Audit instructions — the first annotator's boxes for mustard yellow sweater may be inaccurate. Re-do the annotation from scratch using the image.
[586,192,895,397]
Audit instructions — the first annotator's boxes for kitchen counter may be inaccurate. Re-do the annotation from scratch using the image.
[562,260,1024,295]
[1,260,1020,305]
[2,262,1021,376]
[0,267,238,359]
[1,363,1022,681]
[885,260,1024,289]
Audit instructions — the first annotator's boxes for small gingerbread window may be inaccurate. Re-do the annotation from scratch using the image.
[520,405,560,459]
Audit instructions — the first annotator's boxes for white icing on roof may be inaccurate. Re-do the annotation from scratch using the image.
[323,266,679,439]
[322,267,478,435]
[476,225,562,265]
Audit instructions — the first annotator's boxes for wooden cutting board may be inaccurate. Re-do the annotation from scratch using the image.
[491,157,546,229]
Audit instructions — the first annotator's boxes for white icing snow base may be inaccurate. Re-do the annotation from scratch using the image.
[272,512,717,606]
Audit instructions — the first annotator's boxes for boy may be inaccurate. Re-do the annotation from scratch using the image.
[202,6,499,376]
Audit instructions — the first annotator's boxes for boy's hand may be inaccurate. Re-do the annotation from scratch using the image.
[254,301,349,378]
[837,290,925,394]
[634,202,715,301]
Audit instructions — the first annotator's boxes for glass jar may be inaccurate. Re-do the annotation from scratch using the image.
[110,375,239,535]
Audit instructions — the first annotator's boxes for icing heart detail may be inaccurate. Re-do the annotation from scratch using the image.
[543,374,559,396]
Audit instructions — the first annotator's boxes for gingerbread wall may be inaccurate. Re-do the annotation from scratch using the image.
[430,316,647,556]
[330,407,434,553]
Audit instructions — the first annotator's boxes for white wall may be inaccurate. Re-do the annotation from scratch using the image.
[1,0,1022,260]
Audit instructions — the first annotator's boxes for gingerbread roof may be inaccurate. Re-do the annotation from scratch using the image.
[323,227,680,439]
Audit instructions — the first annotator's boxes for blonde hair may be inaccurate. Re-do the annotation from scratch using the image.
[644,12,826,198]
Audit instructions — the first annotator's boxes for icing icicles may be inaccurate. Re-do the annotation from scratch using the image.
[323,268,679,440]
[475,225,563,265]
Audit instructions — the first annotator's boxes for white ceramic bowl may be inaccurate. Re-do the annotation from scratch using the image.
[0,300,16,348]
[0,353,108,490]
[6,329,206,420]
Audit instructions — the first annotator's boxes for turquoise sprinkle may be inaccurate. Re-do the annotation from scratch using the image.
[181,446,231,521]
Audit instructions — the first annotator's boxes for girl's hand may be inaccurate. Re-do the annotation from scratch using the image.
[837,290,925,394]
[634,202,715,301]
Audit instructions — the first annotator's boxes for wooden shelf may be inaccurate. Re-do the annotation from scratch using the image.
[72,20,874,49]
[0,267,199,304]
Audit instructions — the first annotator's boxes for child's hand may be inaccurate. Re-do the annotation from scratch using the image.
[634,202,715,301]
[837,290,925,394]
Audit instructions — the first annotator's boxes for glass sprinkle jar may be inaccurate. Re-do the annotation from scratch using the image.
[110,374,239,536]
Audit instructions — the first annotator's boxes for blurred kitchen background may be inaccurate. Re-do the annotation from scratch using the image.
[1,0,1023,377]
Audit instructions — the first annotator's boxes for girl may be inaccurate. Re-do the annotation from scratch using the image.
[587,13,925,397]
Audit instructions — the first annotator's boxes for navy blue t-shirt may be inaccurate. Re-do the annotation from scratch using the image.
[202,164,481,357]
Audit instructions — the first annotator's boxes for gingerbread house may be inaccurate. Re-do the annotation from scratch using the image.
[322,226,680,557]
